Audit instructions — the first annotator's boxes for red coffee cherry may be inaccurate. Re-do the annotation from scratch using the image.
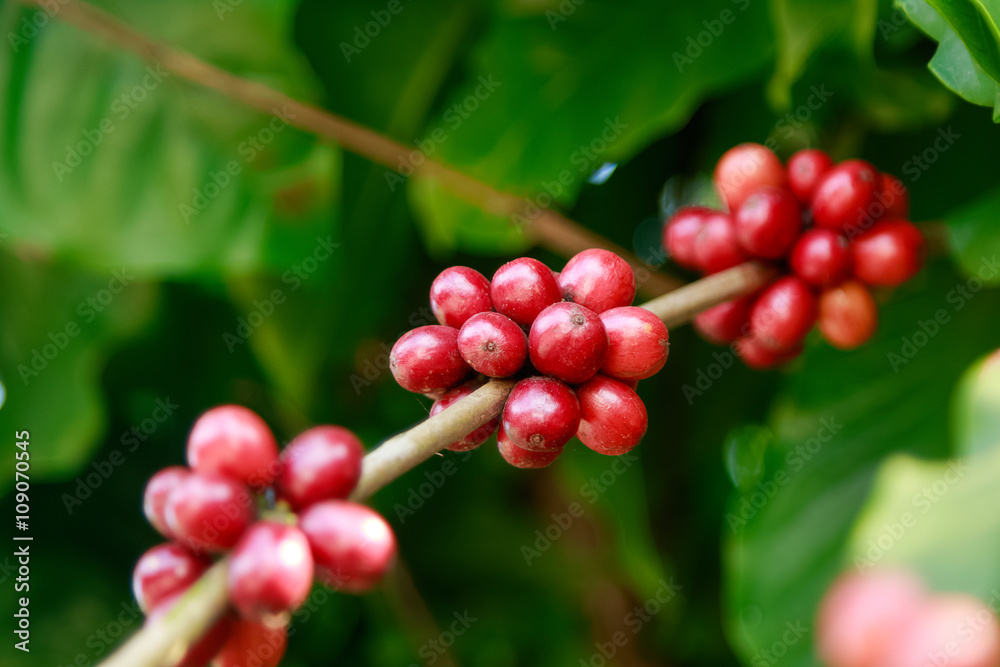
[457,312,528,378]
[143,466,191,539]
[276,426,364,510]
[164,473,255,553]
[694,212,747,274]
[429,266,492,328]
[693,295,755,345]
[497,424,563,468]
[790,228,852,287]
[749,276,818,351]
[502,377,580,452]
[876,173,910,220]
[133,542,211,613]
[714,143,788,212]
[735,336,802,369]
[734,186,802,259]
[885,594,1000,667]
[213,619,288,667]
[228,522,314,622]
[575,375,647,456]
[664,206,711,270]
[299,500,397,593]
[529,302,609,384]
[430,382,499,452]
[787,148,833,204]
[558,248,636,313]
[187,405,279,489]
[491,257,562,326]
[852,220,924,287]
[147,594,234,667]
[811,160,878,231]
[390,325,469,394]
[599,307,669,380]
[818,281,878,350]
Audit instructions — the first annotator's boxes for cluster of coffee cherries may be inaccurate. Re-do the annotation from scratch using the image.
[389,249,669,467]
[664,143,924,368]
[135,405,396,667]
[816,569,1000,667]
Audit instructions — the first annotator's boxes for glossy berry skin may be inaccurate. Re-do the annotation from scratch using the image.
[664,206,711,270]
[213,619,287,667]
[148,594,233,667]
[228,522,314,622]
[164,473,255,553]
[502,377,580,452]
[811,160,878,231]
[299,500,396,593]
[497,424,563,468]
[429,266,492,328]
[735,336,802,369]
[714,143,788,212]
[491,257,562,326]
[790,228,852,287]
[886,594,1000,667]
[694,212,747,274]
[876,173,909,220]
[818,281,878,350]
[187,405,279,489]
[852,220,924,287]
[390,325,469,394]
[430,382,499,452]
[276,426,364,510]
[787,148,833,204]
[528,302,609,384]
[694,295,755,345]
[143,466,191,539]
[575,375,647,456]
[133,542,211,613]
[558,248,636,313]
[599,307,669,380]
[750,276,818,351]
[734,186,802,259]
[457,312,528,378]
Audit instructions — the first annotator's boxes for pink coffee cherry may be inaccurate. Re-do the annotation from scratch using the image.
[575,375,647,456]
[787,148,833,204]
[749,276,818,351]
[818,281,878,350]
[735,336,802,369]
[187,405,279,489]
[790,228,852,287]
[132,542,211,614]
[457,312,528,378]
[694,212,747,274]
[876,173,909,220]
[429,266,492,328]
[885,594,1000,667]
[558,248,636,313]
[664,206,711,270]
[529,302,609,384]
[714,143,788,212]
[213,619,288,667]
[497,424,563,468]
[599,306,669,380]
[143,466,191,539]
[276,426,364,510]
[390,325,469,394]
[502,377,580,452]
[491,257,562,326]
[227,522,314,622]
[299,500,397,593]
[812,160,878,232]
[164,473,256,553]
[147,594,234,667]
[734,186,802,259]
[851,220,924,287]
[693,295,755,345]
[430,382,499,452]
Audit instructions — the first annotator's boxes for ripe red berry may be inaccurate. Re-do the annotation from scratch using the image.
[558,248,636,313]
[491,257,562,326]
[734,186,802,258]
[133,543,211,613]
[457,312,528,377]
[599,307,669,380]
[502,377,580,452]
[852,220,924,286]
[714,143,788,212]
[144,466,191,539]
[529,302,609,384]
[213,619,287,667]
[390,325,469,394]
[575,375,647,456]
[694,212,747,274]
[165,473,255,553]
[228,522,313,622]
[276,426,364,510]
[693,295,755,344]
[497,424,563,468]
[299,500,396,593]
[818,281,878,350]
[187,406,279,489]
[429,266,492,328]
[735,336,802,369]
[787,148,833,204]
[811,160,878,231]
[430,382,499,452]
[876,173,909,220]
[664,206,710,270]
[885,594,1000,667]
[147,594,233,667]
[790,228,852,287]
[750,276,817,351]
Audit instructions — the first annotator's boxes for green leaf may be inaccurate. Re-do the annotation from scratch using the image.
[946,186,1000,284]
[924,0,1000,85]
[724,425,774,490]
[952,351,1000,456]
